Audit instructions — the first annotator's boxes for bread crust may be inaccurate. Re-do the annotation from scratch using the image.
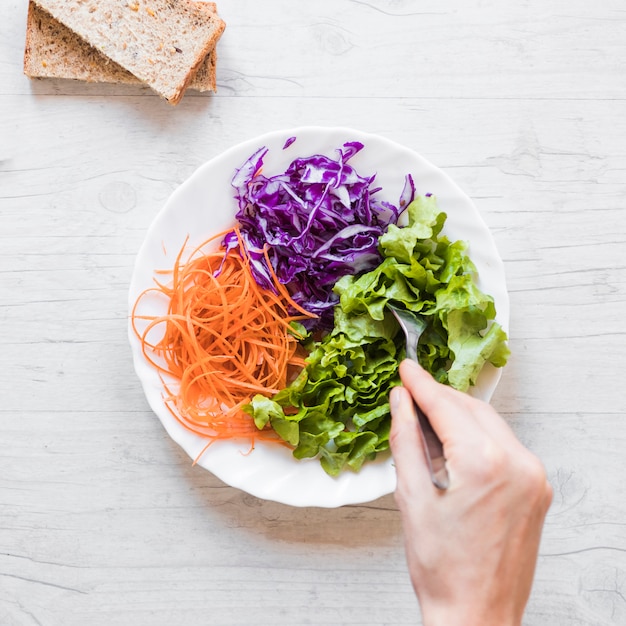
[30,0,225,104]
[24,1,218,93]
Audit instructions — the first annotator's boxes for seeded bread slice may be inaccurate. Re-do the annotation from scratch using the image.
[24,1,218,93]
[31,0,225,104]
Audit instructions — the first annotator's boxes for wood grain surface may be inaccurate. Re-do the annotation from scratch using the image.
[1,1,625,624]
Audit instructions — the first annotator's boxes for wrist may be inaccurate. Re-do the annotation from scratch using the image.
[421,603,521,626]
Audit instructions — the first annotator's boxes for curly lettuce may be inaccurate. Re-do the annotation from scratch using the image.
[245,195,509,476]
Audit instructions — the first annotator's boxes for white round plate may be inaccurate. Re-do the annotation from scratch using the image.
[128,126,509,508]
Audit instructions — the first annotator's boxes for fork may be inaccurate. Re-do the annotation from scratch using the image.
[388,304,450,490]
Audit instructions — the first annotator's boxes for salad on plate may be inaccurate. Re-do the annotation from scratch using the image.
[131,135,509,479]
[129,127,508,507]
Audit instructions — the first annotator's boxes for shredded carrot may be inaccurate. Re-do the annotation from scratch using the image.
[131,227,315,453]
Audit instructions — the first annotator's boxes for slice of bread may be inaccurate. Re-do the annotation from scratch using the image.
[31,0,225,104]
[24,1,218,93]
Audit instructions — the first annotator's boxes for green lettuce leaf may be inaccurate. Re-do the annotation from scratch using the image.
[245,194,509,476]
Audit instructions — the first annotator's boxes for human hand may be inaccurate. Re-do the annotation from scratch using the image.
[389,360,552,626]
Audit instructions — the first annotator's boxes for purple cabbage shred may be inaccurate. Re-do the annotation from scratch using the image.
[223,141,414,330]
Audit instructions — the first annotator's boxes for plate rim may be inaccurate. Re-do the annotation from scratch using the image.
[128,125,509,507]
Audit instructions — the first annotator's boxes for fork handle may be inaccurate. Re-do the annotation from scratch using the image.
[412,399,449,490]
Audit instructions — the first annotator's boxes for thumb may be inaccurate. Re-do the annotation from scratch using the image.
[389,384,433,498]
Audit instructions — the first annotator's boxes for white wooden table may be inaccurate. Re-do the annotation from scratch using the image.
[2,1,625,624]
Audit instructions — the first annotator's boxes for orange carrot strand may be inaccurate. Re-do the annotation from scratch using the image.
[131,231,316,449]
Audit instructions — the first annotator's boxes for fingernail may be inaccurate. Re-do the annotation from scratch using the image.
[402,358,421,372]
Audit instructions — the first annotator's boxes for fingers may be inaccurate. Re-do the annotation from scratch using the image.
[392,359,539,507]
[398,359,521,450]
[389,385,433,498]
[398,359,481,446]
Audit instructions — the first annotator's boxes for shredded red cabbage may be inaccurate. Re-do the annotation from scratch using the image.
[223,141,414,329]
